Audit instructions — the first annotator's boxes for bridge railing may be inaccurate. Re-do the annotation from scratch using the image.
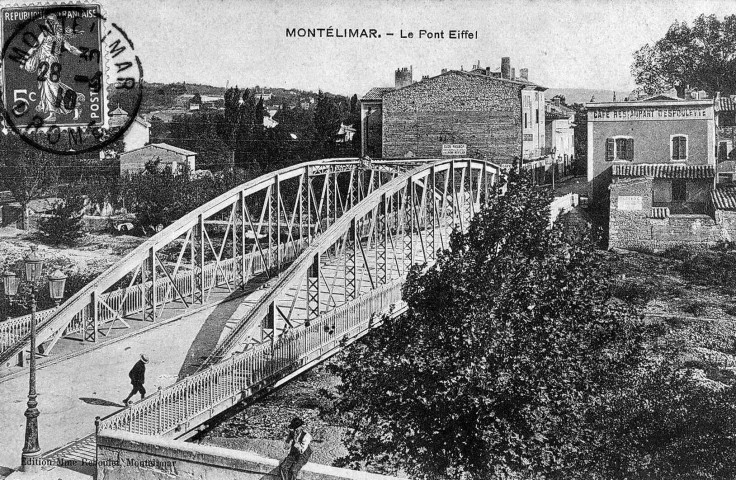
[0,240,307,355]
[98,279,405,436]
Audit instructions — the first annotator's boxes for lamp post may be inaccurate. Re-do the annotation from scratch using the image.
[2,246,66,473]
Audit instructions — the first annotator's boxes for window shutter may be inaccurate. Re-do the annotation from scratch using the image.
[605,138,614,161]
[672,136,678,159]
[627,138,634,160]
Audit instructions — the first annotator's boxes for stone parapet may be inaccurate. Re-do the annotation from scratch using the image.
[97,430,404,480]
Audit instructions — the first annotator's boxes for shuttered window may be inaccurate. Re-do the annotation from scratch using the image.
[614,138,634,161]
[672,135,687,160]
[605,138,614,161]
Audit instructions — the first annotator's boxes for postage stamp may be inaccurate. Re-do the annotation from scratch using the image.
[0,3,143,155]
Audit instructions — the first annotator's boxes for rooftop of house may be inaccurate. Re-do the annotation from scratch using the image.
[712,185,736,210]
[586,96,714,109]
[546,100,576,117]
[361,87,395,101]
[363,69,545,103]
[718,95,736,112]
[121,142,197,157]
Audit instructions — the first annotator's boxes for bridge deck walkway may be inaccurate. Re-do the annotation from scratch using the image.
[0,228,444,471]
[0,277,271,470]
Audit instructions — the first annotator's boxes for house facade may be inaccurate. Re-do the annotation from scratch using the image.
[120,143,196,176]
[361,57,545,163]
[584,96,736,249]
[360,87,391,158]
[545,96,575,175]
[108,104,151,152]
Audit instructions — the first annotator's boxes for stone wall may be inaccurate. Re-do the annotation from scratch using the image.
[608,176,736,249]
[27,213,132,232]
[97,431,404,480]
[382,72,522,162]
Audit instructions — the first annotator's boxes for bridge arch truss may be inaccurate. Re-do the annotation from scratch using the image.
[95,158,501,438]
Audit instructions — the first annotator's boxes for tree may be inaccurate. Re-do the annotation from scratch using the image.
[38,185,85,245]
[350,93,358,114]
[0,137,58,229]
[632,14,736,97]
[313,90,342,158]
[255,97,266,124]
[329,170,644,479]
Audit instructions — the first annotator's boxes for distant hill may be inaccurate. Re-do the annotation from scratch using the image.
[546,88,619,106]
[139,82,348,113]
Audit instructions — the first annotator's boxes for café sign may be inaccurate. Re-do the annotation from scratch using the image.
[591,106,713,121]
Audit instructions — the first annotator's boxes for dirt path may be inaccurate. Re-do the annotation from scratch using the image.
[0,227,142,275]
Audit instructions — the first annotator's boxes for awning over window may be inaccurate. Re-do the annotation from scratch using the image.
[612,163,715,179]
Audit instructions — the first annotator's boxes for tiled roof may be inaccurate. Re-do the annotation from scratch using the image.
[110,104,128,116]
[122,142,197,157]
[719,96,736,112]
[361,87,394,101]
[150,143,197,156]
[711,186,736,210]
[612,163,715,179]
[453,70,545,89]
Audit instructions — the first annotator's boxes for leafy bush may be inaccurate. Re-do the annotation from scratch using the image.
[712,240,736,252]
[611,280,657,305]
[588,360,736,480]
[660,244,697,261]
[38,186,85,245]
[627,244,655,255]
[682,301,709,317]
[329,170,644,479]
[678,251,736,291]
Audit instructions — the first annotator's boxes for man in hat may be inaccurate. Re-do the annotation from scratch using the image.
[279,417,312,480]
[123,354,149,405]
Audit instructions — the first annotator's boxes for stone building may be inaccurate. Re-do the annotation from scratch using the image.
[120,143,197,177]
[360,57,546,163]
[584,95,736,248]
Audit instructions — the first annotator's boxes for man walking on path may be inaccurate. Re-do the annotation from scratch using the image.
[123,354,149,405]
[279,417,313,480]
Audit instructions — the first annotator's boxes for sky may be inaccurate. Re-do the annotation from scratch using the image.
[30,0,736,96]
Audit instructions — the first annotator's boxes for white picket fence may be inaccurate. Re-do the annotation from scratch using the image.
[98,279,405,436]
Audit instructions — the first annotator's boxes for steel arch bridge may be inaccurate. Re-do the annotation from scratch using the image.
[1,157,501,441]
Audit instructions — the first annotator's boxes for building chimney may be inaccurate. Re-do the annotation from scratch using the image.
[422,75,429,80]
[553,97,561,106]
[441,68,447,74]
[520,68,528,81]
[511,67,515,80]
[485,66,490,76]
[501,57,510,79]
